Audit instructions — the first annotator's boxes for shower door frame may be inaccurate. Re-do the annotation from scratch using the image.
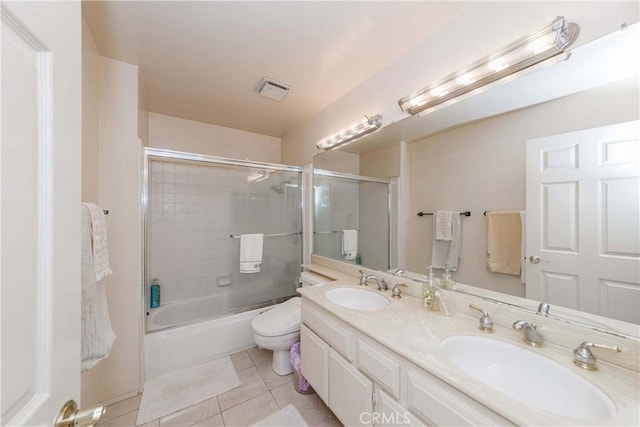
[141,147,304,333]
[312,168,393,270]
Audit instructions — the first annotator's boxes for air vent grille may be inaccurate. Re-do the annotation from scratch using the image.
[256,77,291,101]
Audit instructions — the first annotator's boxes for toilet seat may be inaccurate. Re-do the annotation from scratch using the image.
[251,297,301,337]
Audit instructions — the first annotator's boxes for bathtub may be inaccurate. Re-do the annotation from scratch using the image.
[144,294,265,380]
[147,294,230,331]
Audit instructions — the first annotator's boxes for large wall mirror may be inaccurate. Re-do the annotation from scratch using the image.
[311,24,640,327]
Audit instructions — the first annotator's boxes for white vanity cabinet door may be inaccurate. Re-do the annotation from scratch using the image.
[406,369,514,427]
[301,324,329,404]
[329,348,374,427]
[376,388,426,427]
[357,338,402,399]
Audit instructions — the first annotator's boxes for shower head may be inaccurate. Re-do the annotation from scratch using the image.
[270,180,291,194]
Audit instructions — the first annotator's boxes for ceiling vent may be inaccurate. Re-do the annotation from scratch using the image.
[256,77,291,101]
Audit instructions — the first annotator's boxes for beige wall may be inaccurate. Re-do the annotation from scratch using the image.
[148,113,281,162]
[360,144,400,178]
[81,18,100,202]
[405,78,639,297]
[81,57,143,406]
[281,2,638,166]
[313,150,360,174]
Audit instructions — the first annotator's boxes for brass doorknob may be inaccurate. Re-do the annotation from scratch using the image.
[55,400,105,427]
[529,255,541,264]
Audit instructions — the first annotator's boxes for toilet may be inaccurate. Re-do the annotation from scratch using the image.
[251,271,330,375]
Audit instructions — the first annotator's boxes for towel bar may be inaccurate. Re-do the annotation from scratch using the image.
[230,231,301,238]
[417,211,471,217]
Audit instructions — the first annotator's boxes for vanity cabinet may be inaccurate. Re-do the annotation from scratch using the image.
[301,299,514,427]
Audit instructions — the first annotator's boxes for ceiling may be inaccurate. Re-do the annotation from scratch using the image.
[82,1,468,138]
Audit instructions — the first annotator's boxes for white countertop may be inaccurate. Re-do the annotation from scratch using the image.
[297,274,640,426]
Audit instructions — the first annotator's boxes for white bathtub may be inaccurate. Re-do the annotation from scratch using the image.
[147,294,230,331]
[144,295,265,380]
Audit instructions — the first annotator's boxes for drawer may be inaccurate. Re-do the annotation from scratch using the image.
[406,369,513,427]
[302,301,353,360]
[356,338,401,399]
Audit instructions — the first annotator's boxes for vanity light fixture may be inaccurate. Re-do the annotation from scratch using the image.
[316,115,383,151]
[398,16,580,116]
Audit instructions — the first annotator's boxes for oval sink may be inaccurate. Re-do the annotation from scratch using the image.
[441,335,616,420]
[324,287,390,311]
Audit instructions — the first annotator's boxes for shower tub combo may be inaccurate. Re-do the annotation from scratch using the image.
[143,149,303,379]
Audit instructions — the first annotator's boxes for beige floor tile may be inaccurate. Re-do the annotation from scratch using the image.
[99,395,141,423]
[247,347,272,366]
[139,420,160,427]
[159,396,220,427]
[221,392,279,427]
[270,382,326,414]
[217,366,268,411]
[255,361,293,391]
[99,409,138,426]
[189,413,223,427]
[300,405,343,427]
[230,350,254,372]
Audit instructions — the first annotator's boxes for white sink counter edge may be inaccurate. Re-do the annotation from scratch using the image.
[297,280,640,426]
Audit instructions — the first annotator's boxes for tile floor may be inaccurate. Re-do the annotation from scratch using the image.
[96,348,343,427]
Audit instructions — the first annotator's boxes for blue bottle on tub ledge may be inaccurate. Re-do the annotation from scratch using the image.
[150,279,160,308]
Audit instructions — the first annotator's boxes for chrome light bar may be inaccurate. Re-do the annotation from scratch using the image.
[316,115,383,151]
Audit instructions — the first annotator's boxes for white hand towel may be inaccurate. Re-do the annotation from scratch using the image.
[81,206,116,372]
[82,202,113,281]
[520,211,527,284]
[434,211,454,241]
[431,212,461,270]
[342,229,358,261]
[240,234,263,273]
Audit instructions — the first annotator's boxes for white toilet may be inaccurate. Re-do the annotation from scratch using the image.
[251,271,329,375]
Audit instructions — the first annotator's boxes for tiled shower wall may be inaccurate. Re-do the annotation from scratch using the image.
[147,160,233,304]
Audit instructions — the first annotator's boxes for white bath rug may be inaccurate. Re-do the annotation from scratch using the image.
[251,404,309,427]
[136,356,241,425]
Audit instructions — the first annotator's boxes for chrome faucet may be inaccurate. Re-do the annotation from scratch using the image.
[573,342,622,370]
[359,270,383,290]
[469,304,494,333]
[391,268,405,276]
[537,302,550,316]
[391,283,407,299]
[512,320,544,347]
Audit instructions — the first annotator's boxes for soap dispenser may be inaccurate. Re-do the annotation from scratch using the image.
[423,266,440,312]
[440,262,454,290]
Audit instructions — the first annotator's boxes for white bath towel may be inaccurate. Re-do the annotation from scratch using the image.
[240,234,263,273]
[342,229,358,261]
[431,212,461,271]
[434,211,454,241]
[81,206,116,372]
[82,202,113,281]
[520,211,527,284]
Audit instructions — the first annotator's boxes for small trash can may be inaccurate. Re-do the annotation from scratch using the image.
[289,341,313,394]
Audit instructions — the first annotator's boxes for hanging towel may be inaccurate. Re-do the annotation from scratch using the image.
[240,234,263,273]
[82,202,113,281]
[486,211,522,276]
[520,211,527,284]
[431,212,461,271]
[81,206,116,372]
[434,211,455,241]
[342,229,358,261]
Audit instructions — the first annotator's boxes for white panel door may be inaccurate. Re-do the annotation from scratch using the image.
[526,121,640,323]
[1,1,82,425]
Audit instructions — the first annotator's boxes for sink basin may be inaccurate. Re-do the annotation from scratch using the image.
[441,336,616,420]
[324,287,390,311]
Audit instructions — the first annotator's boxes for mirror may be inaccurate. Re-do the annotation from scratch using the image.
[312,169,393,271]
[311,24,640,327]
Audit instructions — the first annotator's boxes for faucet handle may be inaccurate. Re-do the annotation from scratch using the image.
[573,342,622,370]
[391,283,407,299]
[469,304,493,333]
[359,270,367,286]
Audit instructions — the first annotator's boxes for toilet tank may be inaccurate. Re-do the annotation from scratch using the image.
[300,271,333,287]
